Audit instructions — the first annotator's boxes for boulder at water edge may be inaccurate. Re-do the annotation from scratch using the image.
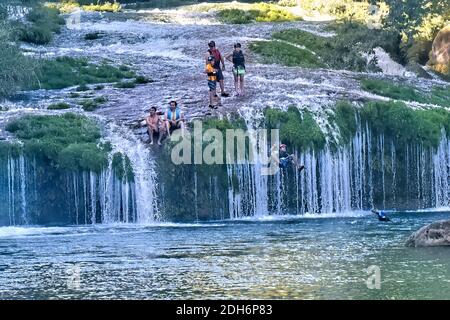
[428,25,450,74]
[406,220,450,247]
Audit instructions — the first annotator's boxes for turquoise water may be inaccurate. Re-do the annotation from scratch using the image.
[0,211,449,299]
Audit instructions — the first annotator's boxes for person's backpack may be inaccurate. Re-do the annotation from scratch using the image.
[232,50,245,67]
[208,48,221,66]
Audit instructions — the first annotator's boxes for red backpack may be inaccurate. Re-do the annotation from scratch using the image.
[208,48,221,66]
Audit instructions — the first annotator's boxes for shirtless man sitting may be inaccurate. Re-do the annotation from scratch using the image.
[146,106,164,145]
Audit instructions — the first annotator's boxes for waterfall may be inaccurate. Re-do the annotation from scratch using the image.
[433,131,450,208]
[100,122,159,223]
[226,108,270,218]
[1,118,449,223]
[224,119,450,217]
[0,123,159,226]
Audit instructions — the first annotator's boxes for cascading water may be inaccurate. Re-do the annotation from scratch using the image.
[225,113,450,218]
[225,108,270,218]
[100,122,159,224]
[0,118,159,226]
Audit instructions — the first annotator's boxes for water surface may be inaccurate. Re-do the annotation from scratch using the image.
[1,211,449,299]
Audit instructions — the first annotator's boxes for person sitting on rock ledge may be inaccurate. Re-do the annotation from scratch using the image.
[165,100,185,138]
[371,209,390,221]
[146,106,164,145]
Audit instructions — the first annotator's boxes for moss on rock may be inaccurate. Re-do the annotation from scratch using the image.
[360,100,450,147]
[264,106,326,151]
[5,113,108,172]
[361,78,450,107]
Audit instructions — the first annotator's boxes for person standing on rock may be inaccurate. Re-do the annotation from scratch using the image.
[225,42,246,96]
[205,40,230,98]
[205,55,221,109]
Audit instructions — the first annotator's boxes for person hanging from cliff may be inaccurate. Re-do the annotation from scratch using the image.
[225,43,246,96]
[206,55,221,109]
[165,100,185,138]
[270,143,305,171]
[146,106,165,145]
[371,209,391,221]
[205,40,230,98]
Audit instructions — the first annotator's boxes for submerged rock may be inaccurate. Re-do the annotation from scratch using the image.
[406,220,450,247]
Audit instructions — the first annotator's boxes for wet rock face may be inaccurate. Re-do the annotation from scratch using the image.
[429,25,450,74]
[406,220,450,247]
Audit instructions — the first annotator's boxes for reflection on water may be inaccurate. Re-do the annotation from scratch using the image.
[1,211,450,299]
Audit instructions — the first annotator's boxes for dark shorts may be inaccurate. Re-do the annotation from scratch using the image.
[215,68,224,81]
[168,121,182,134]
[208,80,217,91]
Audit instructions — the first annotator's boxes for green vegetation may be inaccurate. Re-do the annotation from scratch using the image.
[360,100,450,147]
[69,92,81,98]
[361,78,450,107]
[76,84,90,92]
[47,102,71,110]
[5,113,108,172]
[0,24,37,97]
[79,96,108,111]
[249,40,325,68]
[94,84,105,90]
[84,32,102,40]
[296,0,388,22]
[251,23,401,71]
[0,142,22,160]
[114,81,136,88]
[18,6,65,45]
[264,106,326,150]
[32,57,136,90]
[217,3,301,24]
[0,3,38,98]
[125,0,198,10]
[330,101,357,144]
[134,75,152,84]
[262,100,450,150]
[52,1,122,13]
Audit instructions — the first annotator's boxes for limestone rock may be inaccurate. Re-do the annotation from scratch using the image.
[406,220,450,247]
[428,25,450,74]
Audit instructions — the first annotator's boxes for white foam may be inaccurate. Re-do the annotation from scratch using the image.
[231,210,370,221]
[0,226,70,238]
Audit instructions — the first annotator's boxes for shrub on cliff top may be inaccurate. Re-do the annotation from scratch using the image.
[5,113,108,172]
[31,56,136,90]
[264,106,326,150]
[361,78,450,107]
[217,3,301,24]
[330,101,357,144]
[360,100,450,147]
[18,6,65,45]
